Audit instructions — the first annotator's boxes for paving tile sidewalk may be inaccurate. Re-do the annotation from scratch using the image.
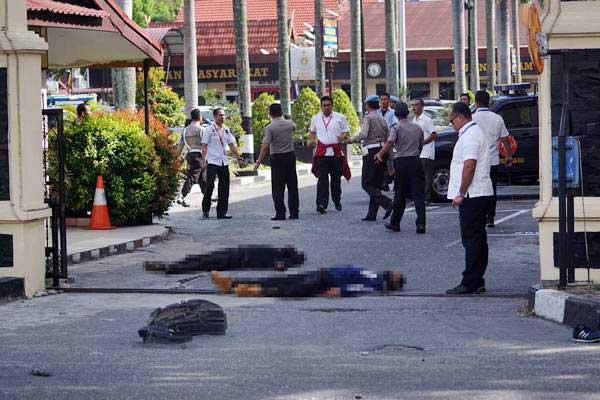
[66,225,171,264]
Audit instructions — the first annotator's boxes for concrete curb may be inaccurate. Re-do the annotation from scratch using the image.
[528,285,600,329]
[67,226,173,265]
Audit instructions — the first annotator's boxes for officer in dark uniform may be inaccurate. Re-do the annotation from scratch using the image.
[349,96,392,221]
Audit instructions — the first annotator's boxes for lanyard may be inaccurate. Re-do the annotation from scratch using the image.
[460,122,477,136]
[213,123,226,153]
[322,113,333,132]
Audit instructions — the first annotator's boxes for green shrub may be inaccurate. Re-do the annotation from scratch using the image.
[251,92,276,153]
[291,87,320,143]
[332,88,359,135]
[56,110,179,225]
[136,68,185,127]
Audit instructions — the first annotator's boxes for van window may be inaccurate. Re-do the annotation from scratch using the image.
[498,102,536,129]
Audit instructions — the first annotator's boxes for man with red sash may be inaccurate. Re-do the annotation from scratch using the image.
[309,96,350,214]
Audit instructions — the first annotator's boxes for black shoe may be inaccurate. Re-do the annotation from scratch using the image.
[289,214,299,220]
[416,225,426,234]
[316,205,327,214]
[383,206,393,220]
[446,285,484,295]
[271,215,286,221]
[217,215,232,219]
[177,198,190,207]
[486,218,495,228]
[334,203,342,211]
[202,212,209,219]
[212,197,218,203]
[384,223,400,232]
[361,216,376,221]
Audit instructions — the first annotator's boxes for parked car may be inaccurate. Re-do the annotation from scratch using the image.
[430,92,539,201]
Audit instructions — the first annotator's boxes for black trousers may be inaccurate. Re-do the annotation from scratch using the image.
[181,152,206,197]
[390,156,426,228]
[316,156,342,208]
[459,196,490,289]
[202,164,230,217]
[421,158,434,202]
[270,151,299,217]
[362,148,391,218]
[486,165,499,220]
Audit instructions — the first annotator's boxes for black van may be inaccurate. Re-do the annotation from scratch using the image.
[431,93,539,201]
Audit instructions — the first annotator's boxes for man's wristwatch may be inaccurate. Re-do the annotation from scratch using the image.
[458,192,466,198]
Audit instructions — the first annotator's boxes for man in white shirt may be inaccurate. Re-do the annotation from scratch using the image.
[412,98,437,204]
[472,90,514,228]
[201,107,246,219]
[377,92,398,129]
[446,102,493,295]
[309,95,350,214]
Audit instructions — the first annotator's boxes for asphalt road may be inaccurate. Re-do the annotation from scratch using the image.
[2,171,600,400]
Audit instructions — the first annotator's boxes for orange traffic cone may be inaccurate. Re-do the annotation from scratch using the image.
[88,175,114,230]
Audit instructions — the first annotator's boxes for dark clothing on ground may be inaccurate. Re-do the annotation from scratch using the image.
[390,156,426,228]
[202,164,230,217]
[316,156,342,208]
[459,196,490,289]
[232,266,400,297]
[362,148,391,218]
[487,165,499,220]
[270,151,299,217]
[421,158,434,202]
[181,153,206,197]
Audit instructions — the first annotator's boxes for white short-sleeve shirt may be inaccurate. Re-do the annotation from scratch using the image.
[413,113,437,160]
[447,121,493,199]
[472,108,510,166]
[309,112,350,156]
[202,123,236,166]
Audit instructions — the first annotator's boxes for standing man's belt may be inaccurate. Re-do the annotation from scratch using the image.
[362,142,385,151]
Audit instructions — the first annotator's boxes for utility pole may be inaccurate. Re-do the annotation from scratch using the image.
[466,0,480,92]
[511,0,522,82]
[233,0,254,163]
[397,0,407,100]
[452,0,467,97]
[277,0,291,117]
[350,0,362,114]
[497,0,511,84]
[385,0,399,97]
[485,0,496,90]
[183,0,198,117]
[360,0,367,107]
[112,0,136,110]
[315,0,325,96]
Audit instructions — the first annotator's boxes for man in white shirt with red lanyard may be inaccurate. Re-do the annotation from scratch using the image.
[201,107,246,220]
[309,95,350,214]
[472,90,513,228]
[412,98,437,204]
[446,102,493,295]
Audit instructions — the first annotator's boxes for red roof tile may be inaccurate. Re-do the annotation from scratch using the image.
[27,0,107,18]
[338,0,528,51]
[195,19,279,57]
[173,0,341,39]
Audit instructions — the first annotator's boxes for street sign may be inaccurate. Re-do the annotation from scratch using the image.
[290,47,316,81]
[323,18,338,60]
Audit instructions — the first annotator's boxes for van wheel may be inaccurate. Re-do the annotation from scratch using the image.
[432,168,450,202]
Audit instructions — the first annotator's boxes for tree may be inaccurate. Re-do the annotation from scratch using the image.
[332,89,359,135]
[291,88,320,143]
[277,0,291,117]
[467,0,480,91]
[485,0,496,90]
[251,92,276,154]
[135,67,185,127]
[511,0,522,82]
[349,0,362,114]
[314,0,325,97]
[452,0,466,98]
[132,0,183,27]
[497,0,511,84]
[183,0,198,117]
[384,0,398,97]
[112,0,136,110]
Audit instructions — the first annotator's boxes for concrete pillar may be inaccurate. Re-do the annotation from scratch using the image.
[0,0,51,296]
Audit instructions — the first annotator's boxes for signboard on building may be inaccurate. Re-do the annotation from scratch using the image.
[436,57,537,77]
[291,47,316,81]
[166,64,279,83]
[323,18,338,60]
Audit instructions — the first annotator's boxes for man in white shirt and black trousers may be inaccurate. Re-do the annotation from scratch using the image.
[472,90,513,228]
[446,102,493,295]
[200,107,246,219]
[309,95,350,214]
[412,98,437,204]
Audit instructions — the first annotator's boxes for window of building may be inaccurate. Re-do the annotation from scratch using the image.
[375,84,386,96]
[407,82,430,99]
[340,84,351,99]
[439,82,455,100]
